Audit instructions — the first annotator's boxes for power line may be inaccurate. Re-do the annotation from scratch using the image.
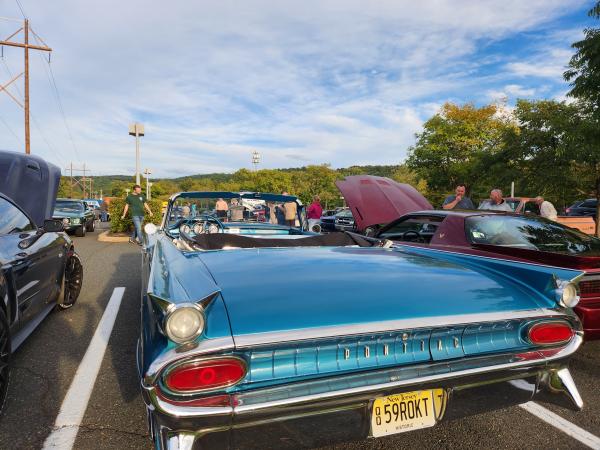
[0,116,21,144]
[1,55,67,166]
[15,0,27,18]
[32,32,82,162]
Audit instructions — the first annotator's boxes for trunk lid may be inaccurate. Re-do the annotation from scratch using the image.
[197,246,551,338]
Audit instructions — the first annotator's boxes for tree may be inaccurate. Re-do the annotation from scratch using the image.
[406,102,517,205]
[389,165,428,195]
[564,2,600,113]
[506,100,589,209]
[564,1,600,234]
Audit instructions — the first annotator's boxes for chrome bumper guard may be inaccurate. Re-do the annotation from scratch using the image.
[141,334,584,450]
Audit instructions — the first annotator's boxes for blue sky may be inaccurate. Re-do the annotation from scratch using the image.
[0,1,597,177]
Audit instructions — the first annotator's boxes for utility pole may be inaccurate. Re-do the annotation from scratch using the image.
[66,163,92,199]
[69,162,73,198]
[0,19,52,154]
[144,168,152,199]
[128,123,145,185]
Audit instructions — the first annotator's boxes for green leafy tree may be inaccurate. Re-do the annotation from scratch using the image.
[564,2,600,233]
[406,102,517,205]
[504,100,587,208]
[564,2,600,113]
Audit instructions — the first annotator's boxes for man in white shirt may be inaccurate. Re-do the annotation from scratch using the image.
[535,196,558,221]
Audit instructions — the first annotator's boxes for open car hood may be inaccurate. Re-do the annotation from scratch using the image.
[335,175,433,231]
[0,150,61,227]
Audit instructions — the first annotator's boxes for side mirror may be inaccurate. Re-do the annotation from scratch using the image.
[43,219,64,233]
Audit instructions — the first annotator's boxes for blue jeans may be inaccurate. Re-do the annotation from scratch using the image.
[132,216,144,242]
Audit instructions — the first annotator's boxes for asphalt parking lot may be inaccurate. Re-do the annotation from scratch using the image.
[0,225,599,450]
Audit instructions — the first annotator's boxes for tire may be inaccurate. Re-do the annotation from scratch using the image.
[86,219,95,232]
[0,305,10,414]
[75,225,85,237]
[56,253,83,310]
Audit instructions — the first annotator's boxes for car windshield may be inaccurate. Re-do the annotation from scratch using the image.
[166,195,302,229]
[55,201,84,213]
[504,200,520,211]
[466,215,600,255]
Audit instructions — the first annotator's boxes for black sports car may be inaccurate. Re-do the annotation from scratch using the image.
[0,150,83,411]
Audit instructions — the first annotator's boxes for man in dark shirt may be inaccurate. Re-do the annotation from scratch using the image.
[442,184,475,210]
[121,184,153,244]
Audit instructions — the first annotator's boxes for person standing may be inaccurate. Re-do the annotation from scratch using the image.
[535,196,558,221]
[442,184,475,210]
[479,189,513,212]
[215,198,229,221]
[307,195,323,230]
[122,184,153,244]
[282,191,298,227]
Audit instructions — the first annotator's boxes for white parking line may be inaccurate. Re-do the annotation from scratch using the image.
[520,402,600,449]
[42,287,126,450]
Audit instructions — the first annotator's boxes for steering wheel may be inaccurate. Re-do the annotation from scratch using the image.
[401,230,425,243]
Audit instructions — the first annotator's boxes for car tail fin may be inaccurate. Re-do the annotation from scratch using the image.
[396,246,583,308]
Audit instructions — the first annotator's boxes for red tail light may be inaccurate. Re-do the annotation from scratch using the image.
[566,208,571,214]
[528,322,574,346]
[164,357,246,393]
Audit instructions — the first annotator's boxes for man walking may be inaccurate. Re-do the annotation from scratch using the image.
[442,184,475,210]
[307,195,323,230]
[122,184,153,244]
[535,196,558,221]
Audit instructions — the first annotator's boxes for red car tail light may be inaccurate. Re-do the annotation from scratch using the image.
[164,357,246,393]
[528,322,574,346]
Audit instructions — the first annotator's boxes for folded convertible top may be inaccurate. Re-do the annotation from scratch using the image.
[188,232,375,250]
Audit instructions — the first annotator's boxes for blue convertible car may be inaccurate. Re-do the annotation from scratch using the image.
[138,191,585,449]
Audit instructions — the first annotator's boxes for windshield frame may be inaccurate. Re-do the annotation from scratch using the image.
[54,200,85,213]
[162,191,307,232]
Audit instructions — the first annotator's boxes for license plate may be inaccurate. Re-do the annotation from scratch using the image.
[371,389,445,438]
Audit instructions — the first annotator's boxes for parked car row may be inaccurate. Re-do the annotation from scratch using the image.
[0,148,594,450]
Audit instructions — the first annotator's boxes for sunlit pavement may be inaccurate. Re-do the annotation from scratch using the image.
[0,224,599,449]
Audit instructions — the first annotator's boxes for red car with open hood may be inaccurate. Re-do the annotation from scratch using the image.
[336,175,600,339]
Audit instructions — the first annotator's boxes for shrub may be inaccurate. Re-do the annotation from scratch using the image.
[108,197,163,233]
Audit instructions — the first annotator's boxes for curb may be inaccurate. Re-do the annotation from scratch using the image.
[97,230,130,243]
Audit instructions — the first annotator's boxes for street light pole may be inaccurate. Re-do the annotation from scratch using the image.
[252,150,260,171]
[128,123,145,185]
[144,168,152,200]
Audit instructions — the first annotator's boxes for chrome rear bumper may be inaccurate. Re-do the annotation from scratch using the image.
[141,335,584,450]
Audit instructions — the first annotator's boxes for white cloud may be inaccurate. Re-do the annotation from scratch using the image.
[0,0,590,177]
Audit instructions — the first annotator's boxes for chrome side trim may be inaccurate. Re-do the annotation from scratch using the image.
[144,336,235,384]
[233,309,571,348]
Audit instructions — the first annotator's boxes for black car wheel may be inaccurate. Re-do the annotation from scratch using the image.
[57,253,83,310]
[86,219,95,232]
[0,306,10,413]
[75,225,85,237]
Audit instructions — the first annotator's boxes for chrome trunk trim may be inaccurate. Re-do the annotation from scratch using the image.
[233,308,571,348]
